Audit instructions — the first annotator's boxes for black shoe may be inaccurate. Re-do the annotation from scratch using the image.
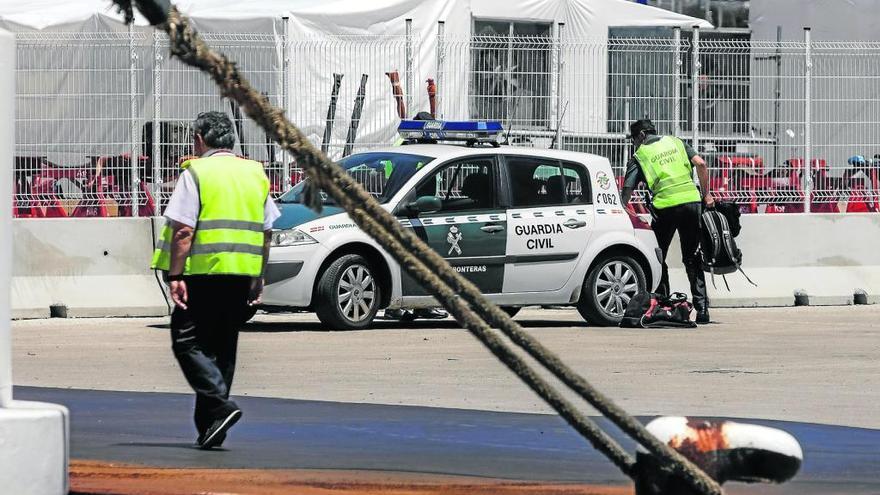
[196,431,226,448]
[413,308,448,319]
[696,308,710,325]
[384,309,416,321]
[199,409,241,450]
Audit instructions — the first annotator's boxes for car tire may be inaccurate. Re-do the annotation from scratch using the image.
[577,254,646,327]
[314,254,382,330]
[501,306,521,318]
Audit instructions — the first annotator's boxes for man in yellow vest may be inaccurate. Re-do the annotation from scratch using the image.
[151,111,280,448]
[620,119,715,324]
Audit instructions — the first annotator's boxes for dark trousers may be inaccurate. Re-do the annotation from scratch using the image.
[170,275,251,435]
[651,201,709,310]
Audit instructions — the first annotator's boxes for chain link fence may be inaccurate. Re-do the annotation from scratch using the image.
[12,25,880,217]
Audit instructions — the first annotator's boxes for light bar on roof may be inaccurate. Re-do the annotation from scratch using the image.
[398,120,504,146]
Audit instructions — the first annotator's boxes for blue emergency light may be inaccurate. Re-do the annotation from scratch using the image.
[397,120,504,147]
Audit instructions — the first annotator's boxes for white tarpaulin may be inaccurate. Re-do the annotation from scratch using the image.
[2,1,709,163]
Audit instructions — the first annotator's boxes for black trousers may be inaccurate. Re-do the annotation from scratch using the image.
[651,201,709,310]
[170,275,251,436]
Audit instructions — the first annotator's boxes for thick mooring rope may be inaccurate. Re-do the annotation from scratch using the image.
[119,2,724,493]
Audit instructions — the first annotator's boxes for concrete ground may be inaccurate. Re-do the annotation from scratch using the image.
[12,306,880,429]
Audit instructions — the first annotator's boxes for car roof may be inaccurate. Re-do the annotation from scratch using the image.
[368,144,612,167]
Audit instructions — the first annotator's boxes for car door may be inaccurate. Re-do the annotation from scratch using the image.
[398,156,507,296]
[503,156,594,293]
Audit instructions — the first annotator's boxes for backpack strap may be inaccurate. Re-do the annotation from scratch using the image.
[715,210,740,266]
[722,274,731,291]
[702,211,722,264]
[738,266,758,287]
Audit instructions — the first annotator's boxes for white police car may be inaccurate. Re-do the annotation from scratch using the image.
[261,121,662,329]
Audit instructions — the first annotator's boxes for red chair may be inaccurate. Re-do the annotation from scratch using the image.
[846,178,877,213]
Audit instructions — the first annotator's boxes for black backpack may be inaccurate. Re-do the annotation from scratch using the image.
[619,292,697,328]
[700,202,756,289]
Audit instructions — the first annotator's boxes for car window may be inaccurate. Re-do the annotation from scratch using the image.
[560,162,591,205]
[507,157,591,206]
[414,158,497,212]
[278,152,433,204]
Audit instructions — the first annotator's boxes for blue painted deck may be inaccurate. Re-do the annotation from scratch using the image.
[16,386,880,493]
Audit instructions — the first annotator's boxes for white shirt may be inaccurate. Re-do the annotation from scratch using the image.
[163,150,281,230]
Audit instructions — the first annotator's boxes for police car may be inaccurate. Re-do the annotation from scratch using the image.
[261,121,662,329]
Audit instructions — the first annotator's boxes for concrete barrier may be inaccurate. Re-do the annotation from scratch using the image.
[11,214,879,317]
[12,218,169,319]
[667,213,880,307]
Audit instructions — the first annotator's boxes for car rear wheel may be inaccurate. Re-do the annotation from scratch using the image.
[577,254,646,326]
[314,254,381,330]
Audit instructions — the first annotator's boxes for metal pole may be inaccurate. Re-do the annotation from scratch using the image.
[436,21,445,119]
[506,23,515,124]
[773,25,782,171]
[129,23,140,217]
[804,27,812,213]
[0,31,13,408]
[624,85,631,160]
[405,18,414,118]
[152,30,162,216]
[691,26,701,153]
[555,22,565,150]
[673,27,682,137]
[281,16,292,192]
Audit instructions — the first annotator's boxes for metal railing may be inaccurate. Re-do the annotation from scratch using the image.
[12,24,880,217]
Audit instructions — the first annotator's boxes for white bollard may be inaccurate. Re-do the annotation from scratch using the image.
[0,28,69,495]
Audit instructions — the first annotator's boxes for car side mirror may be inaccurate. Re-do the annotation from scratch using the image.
[407,195,442,214]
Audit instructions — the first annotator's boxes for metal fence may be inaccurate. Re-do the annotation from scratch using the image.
[12,24,880,217]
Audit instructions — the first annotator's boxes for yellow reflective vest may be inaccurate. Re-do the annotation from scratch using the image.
[151,155,270,276]
[634,136,702,209]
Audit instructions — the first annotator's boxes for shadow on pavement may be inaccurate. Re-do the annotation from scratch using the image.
[239,318,592,333]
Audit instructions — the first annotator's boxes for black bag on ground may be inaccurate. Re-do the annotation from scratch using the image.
[619,292,696,328]
[700,202,756,289]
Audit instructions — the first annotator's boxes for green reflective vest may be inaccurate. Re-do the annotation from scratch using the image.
[151,155,270,276]
[634,135,702,209]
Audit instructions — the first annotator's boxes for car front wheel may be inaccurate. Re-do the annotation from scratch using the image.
[314,254,382,330]
[577,254,646,326]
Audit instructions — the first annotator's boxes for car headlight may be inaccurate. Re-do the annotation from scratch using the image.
[271,228,318,247]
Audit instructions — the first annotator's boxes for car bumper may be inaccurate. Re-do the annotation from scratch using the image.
[261,243,330,308]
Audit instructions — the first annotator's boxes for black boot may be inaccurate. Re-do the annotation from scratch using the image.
[696,306,710,324]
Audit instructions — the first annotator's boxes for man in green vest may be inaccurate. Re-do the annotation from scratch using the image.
[151,111,280,448]
[620,119,714,324]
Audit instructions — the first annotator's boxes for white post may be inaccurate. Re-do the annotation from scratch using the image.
[152,30,162,215]
[129,23,140,217]
[0,28,69,495]
[691,26,701,153]
[0,31,10,408]
[804,27,812,213]
[673,27,682,137]
[405,18,414,118]
[436,21,445,119]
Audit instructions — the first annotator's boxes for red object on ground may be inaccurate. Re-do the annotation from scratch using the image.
[70,460,629,495]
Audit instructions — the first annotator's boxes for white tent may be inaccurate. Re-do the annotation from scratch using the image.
[2,1,710,163]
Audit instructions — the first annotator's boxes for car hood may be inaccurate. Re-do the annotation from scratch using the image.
[272,203,345,230]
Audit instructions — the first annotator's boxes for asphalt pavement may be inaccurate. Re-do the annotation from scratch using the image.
[10,306,880,493]
[15,386,880,494]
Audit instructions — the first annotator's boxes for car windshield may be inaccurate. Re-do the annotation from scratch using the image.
[278,152,434,204]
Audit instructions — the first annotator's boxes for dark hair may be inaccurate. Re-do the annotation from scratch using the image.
[192,111,236,149]
[628,119,657,139]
